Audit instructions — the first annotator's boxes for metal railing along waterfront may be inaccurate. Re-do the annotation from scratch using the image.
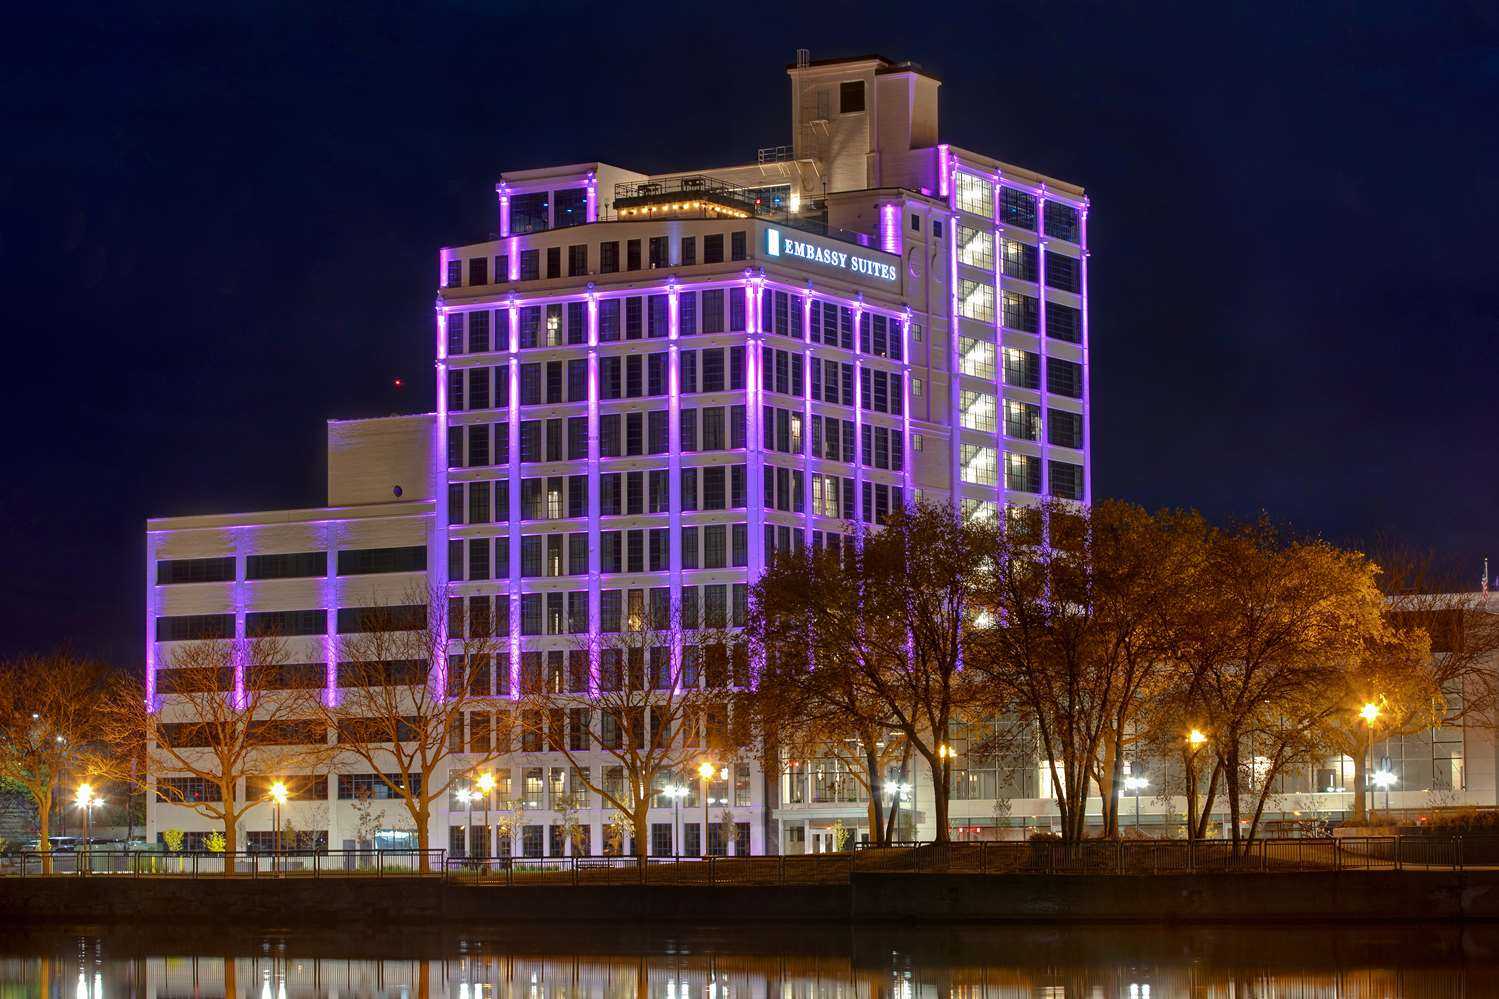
[7,848,446,878]
[7,837,1497,881]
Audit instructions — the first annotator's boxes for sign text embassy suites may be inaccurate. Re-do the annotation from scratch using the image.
[765,228,899,283]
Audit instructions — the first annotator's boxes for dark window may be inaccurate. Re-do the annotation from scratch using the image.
[1047,302,1082,343]
[1049,461,1085,500]
[553,187,586,228]
[246,609,326,637]
[703,234,724,264]
[156,557,235,585]
[681,236,697,265]
[1044,200,1080,242]
[567,244,588,276]
[155,614,234,642]
[445,259,462,287]
[839,80,866,114]
[468,257,488,286]
[337,546,427,575]
[510,192,549,234]
[546,246,561,279]
[519,249,540,281]
[1048,408,1085,449]
[627,239,641,271]
[600,241,619,274]
[649,236,668,268]
[730,231,747,261]
[335,604,427,634]
[1047,358,1084,398]
[245,551,328,580]
[1001,187,1038,230]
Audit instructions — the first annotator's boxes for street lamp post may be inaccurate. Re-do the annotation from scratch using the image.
[73,783,103,874]
[664,784,687,855]
[475,772,496,864]
[268,781,288,873]
[1185,729,1207,839]
[1123,774,1149,830]
[697,761,716,856]
[1372,769,1398,814]
[1360,702,1381,819]
[455,787,476,866]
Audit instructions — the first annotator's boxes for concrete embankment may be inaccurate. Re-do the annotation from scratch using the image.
[6,871,1499,924]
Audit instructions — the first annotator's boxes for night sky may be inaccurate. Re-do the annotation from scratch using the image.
[4,3,1496,664]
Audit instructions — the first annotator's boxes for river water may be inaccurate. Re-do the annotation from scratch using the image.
[1,922,1495,997]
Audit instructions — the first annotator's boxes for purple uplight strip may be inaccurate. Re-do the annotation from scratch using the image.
[937,144,952,199]
[498,184,511,238]
[231,531,247,710]
[507,306,522,698]
[144,536,158,712]
[322,524,339,707]
[801,291,814,545]
[433,306,450,701]
[879,203,901,256]
[507,237,520,282]
[851,299,866,538]
[585,174,598,223]
[901,313,914,506]
[947,206,961,514]
[1079,203,1092,505]
[991,186,1007,516]
[666,282,683,683]
[1036,221,1051,501]
[585,291,602,697]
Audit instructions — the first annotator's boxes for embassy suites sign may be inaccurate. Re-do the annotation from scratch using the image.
[765,227,899,283]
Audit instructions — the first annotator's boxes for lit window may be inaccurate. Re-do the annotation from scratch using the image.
[959,337,996,380]
[956,224,994,271]
[958,279,994,323]
[960,390,996,433]
[960,444,997,486]
[955,172,994,219]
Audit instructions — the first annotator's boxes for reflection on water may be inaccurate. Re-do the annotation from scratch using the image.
[1,922,1496,998]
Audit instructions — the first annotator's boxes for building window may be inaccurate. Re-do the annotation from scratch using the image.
[956,224,992,271]
[1048,408,1084,449]
[955,172,993,219]
[730,230,747,261]
[445,259,462,287]
[1001,291,1039,332]
[1046,251,1080,293]
[703,234,724,264]
[553,187,586,228]
[1050,461,1085,500]
[156,556,236,585]
[960,444,997,486]
[600,241,619,274]
[510,192,549,234]
[959,337,995,380]
[958,279,994,323]
[1001,238,1038,281]
[959,390,996,433]
[839,80,865,114]
[1044,200,1080,242]
[567,244,588,277]
[1001,187,1037,230]
[1005,453,1041,493]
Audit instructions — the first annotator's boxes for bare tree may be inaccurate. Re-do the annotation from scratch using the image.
[518,602,745,858]
[307,590,505,871]
[749,547,910,846]
[751,502,991,844]
[1177,521,1388,854]
[101,636,318,855]
[0,652,113,871]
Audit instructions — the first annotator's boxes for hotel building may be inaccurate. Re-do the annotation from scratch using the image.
[144,53,1499,854]
[172,48,1499,859]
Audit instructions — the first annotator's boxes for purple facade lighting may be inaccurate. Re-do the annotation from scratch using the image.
[498,184,511,238]
[1035,215,1050,500]
[937,144,952,199]
[1079,204,1092,504]
[586,291,602,696]
[585,174,598,223]
[507,304,522,699]
[231,531,248,710]
[432,306,450,701]
[744,275,766,583]
[507,237,520,282]
[666,281,684,682]
[801,290,814,545]
[144,536,159,712]
[851,298,866,536]
[901,313,914,506]
[322,523,340,707]
[879,203,901,255]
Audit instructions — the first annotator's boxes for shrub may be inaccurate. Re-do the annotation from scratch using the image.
[162,829,185,852]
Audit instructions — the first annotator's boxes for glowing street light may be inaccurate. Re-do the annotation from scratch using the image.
[1360,702,1380,724]
[1187,729,1207,748]
[74,783,103,872]
[1123,773,1150,829]
[1360,701,1382,817]
[1372,769,1398,812]
[697,762,717,855]
[455,787,477,863]
[268,781,288,857]
[664,783,688,855]
[474,772,496,862]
